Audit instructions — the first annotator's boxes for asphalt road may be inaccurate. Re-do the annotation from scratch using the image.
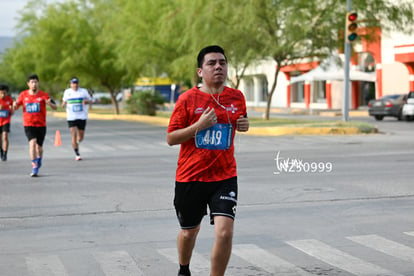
[0,112,413,276]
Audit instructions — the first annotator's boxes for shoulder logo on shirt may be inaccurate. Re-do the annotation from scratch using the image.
[194,107,205,114]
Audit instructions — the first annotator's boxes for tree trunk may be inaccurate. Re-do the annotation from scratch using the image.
[107,87,120,114]
[265,60,281,120]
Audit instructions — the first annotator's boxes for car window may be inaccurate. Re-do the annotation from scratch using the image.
[380,95,399,100]
[408,92,414,99]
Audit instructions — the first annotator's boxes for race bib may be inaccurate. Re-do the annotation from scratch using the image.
[72,103,83,112]
[195,123,233,150]
[25,103,40,113]
[0,110,9,118]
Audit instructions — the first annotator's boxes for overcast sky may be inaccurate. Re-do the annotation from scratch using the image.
[0,0,26,36]
[0,0,61,37]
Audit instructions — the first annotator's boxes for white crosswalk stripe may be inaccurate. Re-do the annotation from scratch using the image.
[232,243,313,276]
[404,231,414,237]
[93,250,144,276]
[48,139,173,156]
[286,239,405,276]
[347,234,414,262]
[91,144,114,152]
[25,255,69,276]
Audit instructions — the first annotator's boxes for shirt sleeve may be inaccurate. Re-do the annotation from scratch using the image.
[167,95,189,133]
[240,92,247,117]
[15,92,24,107]
[62,90,68,102]
[43,91,50,100]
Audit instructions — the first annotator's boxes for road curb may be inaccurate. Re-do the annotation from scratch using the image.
[50,112,377,136]
[245,126,368,136]
[51,112,170,126]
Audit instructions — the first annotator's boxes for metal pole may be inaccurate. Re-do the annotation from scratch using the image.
[170,83,176,104]
[343,0,352,121]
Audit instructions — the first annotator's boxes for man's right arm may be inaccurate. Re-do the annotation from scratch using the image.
[13,95,21,110]
[167,122,200,146]
[167,107,217,146]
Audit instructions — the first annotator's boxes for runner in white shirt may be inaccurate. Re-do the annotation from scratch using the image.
[61,77,93,161]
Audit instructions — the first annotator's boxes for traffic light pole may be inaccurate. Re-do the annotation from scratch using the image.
[343,0,352,121]
[343,40,351,121]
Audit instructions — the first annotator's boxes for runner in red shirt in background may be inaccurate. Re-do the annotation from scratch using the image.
[0,84,13,161]
[167,45,249,276]
[13,74,57,176]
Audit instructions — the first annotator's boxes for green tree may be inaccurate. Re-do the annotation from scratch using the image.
[3,0,128,113]
[113,0,196,84]
[113,0,259,88]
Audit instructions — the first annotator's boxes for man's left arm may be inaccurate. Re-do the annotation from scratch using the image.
[236,93,249,132]
[46,97,58,110]
[236,114,249,132]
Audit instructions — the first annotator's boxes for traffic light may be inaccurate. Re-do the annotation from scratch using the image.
[345,12,358,43]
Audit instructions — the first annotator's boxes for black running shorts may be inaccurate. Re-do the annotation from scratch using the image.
[0,123,10,133]
[24,126,46,146]
[67,119,87,130]
[174,176,238,229]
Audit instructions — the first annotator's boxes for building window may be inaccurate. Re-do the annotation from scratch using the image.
[243,77,254,101]
[313,81,327,103]
[292,82,305,102]
[261,76,268,102]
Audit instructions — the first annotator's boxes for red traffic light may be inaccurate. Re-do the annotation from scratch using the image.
[348,12,357,21]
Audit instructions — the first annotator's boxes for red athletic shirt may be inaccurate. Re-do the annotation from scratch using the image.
[0,95,13,126]
[168,86,247,182]
[16,90,50,127]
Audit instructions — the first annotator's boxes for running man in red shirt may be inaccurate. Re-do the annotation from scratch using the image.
[14,74,57,176]
[0,84,14,161]
[167,45,249,276]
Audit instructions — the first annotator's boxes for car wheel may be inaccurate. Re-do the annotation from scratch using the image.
[407,116,414,122]
[374,115,384,121]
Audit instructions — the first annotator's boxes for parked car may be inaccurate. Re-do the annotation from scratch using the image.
[402,91,414,121]
[368,94,407,121]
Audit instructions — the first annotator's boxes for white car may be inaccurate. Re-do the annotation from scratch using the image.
[402,91,414,121]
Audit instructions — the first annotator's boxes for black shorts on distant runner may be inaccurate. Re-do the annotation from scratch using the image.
[174,176,238,229]
[0,123,10,133]
[24,126,46,146]
[67,119,87,130]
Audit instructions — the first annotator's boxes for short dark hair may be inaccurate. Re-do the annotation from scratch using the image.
[197,45,227,68]
[0,84,9,91]
[28,74,39,81]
